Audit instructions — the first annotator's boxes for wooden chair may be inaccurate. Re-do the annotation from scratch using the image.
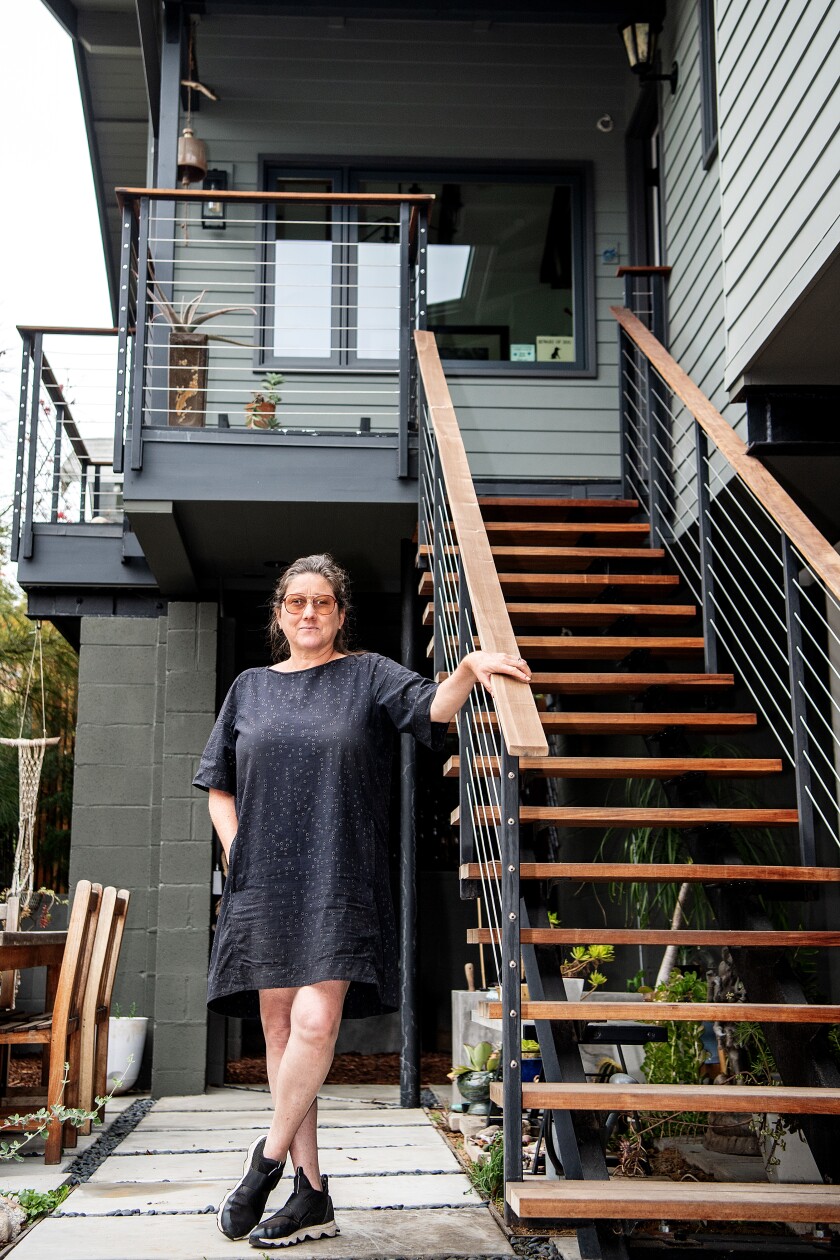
[0,880,101,1163]
[74,886,130,1140]
[0,896,21,1011]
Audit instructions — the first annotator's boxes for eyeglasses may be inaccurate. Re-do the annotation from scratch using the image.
[282,595,338,615]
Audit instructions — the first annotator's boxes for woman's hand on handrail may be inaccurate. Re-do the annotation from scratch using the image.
[429,651,532,724]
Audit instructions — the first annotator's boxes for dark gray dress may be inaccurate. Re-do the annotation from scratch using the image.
[193,653,445,1020]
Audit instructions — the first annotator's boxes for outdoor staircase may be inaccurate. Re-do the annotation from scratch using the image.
[418,490,840,1251]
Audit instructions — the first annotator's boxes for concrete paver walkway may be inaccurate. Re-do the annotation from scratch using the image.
[11,1085,513,1258]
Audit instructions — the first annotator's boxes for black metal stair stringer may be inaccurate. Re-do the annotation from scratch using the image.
[520,873,630,1260]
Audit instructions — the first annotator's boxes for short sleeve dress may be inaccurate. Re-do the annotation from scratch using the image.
[193,653,446,1020]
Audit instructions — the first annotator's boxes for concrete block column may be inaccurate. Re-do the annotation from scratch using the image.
[152,602,217,1097]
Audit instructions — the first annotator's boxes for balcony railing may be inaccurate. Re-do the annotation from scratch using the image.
[12,328,125,562]
[114,188,433,478]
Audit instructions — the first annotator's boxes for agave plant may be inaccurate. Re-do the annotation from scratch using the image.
[152,284,256,346]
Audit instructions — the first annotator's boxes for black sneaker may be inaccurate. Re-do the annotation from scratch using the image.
[248,1166,338,1249]
[217,1136,285,1241]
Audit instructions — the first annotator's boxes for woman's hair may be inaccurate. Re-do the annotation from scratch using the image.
[267,553,353,661]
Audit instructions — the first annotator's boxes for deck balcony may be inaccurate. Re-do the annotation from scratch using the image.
[12,189,432,602]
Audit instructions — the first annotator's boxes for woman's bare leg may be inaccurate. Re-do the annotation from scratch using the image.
[259,980,348,1182]
[259,989,319,1183]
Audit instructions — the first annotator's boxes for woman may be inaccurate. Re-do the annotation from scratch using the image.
[193,554,530,1250]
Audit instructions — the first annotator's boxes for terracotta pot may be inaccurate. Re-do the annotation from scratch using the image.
[168,331,208,427]
[245,400,277,428]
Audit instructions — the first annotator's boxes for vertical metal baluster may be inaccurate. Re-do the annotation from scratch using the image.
[695,424,719,673]
[50,402,63,523]
[783,538,816,866]
[22,333,44,561]
[113,202,135,474]
[500,744,521,1221]
[644,358,660,544]
[93,466,102,519]
[399,538,419,1107]
[416,206,428,332]
[651,271,667,346]
[616,328,629,500]
[458,557,475,881]
[79,460,89,523]
[398,200,411,479]
[11,334,32,563]
[130,197,150,472]
[417,375,430,553]
[432,445,444,678]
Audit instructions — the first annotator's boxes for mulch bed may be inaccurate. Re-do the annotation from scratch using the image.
[226,1051,452,1086]
[7,1058,43,1089]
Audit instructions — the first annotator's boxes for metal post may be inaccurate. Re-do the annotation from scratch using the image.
[398,200,411,479]
[432,444,445,678]
[11,335,32,563]
[399,538,420,1107]
[92,466,102,519]
[79,460,89,522]
[21,333,44,561]
[695,424,719,673]
[650,271,667,346]
[416,206,428,332]
[417,375,431,554]
[500,744,521,1222]
[783,537,817,866]
[458,557,477,889]
[130,197,151,471]
[616,328,630,500]
[113,202,135,474]
[643,357,661,545]
[50,403,63,523]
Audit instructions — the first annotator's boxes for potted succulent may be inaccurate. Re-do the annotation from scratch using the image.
[152,285,256,428]
[448,1040,500,1111]
[521,1038,543,1082]
[106,1001,147,1094]
[245,372,285,428]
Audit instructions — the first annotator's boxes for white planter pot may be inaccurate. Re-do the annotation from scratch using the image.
[106,1016,148,1094]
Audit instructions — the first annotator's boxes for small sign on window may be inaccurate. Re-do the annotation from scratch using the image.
[536,336,575,362]
[510,344,536,362]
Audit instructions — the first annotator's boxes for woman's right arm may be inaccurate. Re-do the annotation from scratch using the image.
[208,788,238,859]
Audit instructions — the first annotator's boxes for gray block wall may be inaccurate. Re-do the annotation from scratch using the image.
[70,603,218,1097]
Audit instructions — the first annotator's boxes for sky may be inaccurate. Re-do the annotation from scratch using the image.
[0,0,111,569]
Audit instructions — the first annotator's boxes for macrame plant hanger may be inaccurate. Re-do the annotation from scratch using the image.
[0,623,60,910]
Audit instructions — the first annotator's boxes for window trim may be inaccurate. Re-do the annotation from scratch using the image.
[257,156,596,379]
[699,0,719,170]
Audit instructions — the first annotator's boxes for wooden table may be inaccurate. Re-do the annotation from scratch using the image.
[0,931,67,1015]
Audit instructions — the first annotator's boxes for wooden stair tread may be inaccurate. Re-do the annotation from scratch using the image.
[505,1180,840,1223]
[424,601,697,627]
[484,522,650,540]
[460,861,840,883]
[417,543,667,571]
[436,672,735,692]
[455,805,797,827]
[418,572,680,596]
[452,711,757,733]
[444,755,782,779]
[479,999,840,1023]
[429,635,707,659]
[493,1081,840,1114]
[468,927,840,946]
[477,496,639,511]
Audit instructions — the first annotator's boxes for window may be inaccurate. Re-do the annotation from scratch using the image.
[699,0,719,169]
[260,163,593,375]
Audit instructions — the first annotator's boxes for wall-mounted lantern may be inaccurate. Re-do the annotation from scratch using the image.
[202,170,228,229]
[619,20,678,94]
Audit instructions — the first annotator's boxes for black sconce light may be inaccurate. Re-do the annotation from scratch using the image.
[619,20,678,94]
[202,169,228,229]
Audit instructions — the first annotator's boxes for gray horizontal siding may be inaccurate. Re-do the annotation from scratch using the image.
[661,0,745,437]
[716,0,840,383]
[165,13,629,483]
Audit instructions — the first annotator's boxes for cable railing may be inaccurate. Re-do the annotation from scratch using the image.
[11,329,125,563]
[613,300,840,867]
[414,329,546,1202]
[114,188,433,478]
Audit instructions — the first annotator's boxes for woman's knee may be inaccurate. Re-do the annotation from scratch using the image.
[259,989,294,1052]
[291,985,346,1048]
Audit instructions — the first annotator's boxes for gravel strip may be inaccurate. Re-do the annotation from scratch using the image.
[62,1098,156,1185]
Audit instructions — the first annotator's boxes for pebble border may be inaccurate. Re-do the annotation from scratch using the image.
[62,1097,157,1185]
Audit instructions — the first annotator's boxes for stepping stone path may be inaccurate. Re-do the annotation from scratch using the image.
[9,1084,514,1258]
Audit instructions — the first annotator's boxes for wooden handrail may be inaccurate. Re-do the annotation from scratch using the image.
[414,331,548,758]
[116,187,436,209]
[612,306,840,603]
[616,266,673,276]
[17,326,119,336]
